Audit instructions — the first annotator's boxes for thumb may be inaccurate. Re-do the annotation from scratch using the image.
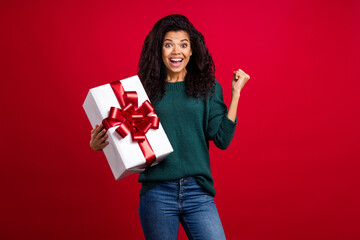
[233,71,238,80]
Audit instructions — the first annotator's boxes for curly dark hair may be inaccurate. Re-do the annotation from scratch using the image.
[137,14,215,101]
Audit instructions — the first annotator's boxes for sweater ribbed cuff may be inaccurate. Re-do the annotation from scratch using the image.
[222,115,237,133]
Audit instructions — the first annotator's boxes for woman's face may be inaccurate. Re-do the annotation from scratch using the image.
[162,31,192,76]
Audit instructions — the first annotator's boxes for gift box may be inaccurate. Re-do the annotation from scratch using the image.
[83,75,173,180]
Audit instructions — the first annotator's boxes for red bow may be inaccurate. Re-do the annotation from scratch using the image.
[102,80,159,166]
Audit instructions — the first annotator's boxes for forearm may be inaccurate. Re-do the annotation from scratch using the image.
[227,91,240,122]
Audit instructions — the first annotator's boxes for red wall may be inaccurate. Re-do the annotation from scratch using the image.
[2,0,360,239]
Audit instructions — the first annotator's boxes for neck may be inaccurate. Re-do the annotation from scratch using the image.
[166,69,187,82]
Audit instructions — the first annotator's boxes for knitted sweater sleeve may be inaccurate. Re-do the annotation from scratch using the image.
[206,81,237,149]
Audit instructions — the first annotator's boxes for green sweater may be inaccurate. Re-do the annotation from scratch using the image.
[138,80,236,196]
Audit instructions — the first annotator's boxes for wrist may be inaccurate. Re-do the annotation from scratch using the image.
[231,90,241,99]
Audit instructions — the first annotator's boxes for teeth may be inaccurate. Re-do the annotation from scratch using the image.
[170,58,182,62]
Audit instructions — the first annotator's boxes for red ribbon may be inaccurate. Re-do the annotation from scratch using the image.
[102,80,159,166]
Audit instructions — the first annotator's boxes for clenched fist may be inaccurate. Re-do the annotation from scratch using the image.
[232,68,250,96]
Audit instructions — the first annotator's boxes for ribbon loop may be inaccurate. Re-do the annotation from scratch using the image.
[124,91,138,108]
[115,120,133,138]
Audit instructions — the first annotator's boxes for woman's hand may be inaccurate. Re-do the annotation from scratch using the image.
[232,69,250,97]
[90,124,109,151]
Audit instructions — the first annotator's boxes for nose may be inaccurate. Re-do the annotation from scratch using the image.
[171,44,180,54]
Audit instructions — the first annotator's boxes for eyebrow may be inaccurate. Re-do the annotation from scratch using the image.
[163,39,189,42]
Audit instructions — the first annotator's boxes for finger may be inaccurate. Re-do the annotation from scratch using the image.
[91,125,99,134]
[91,127,101,138]
[238,69,246,74]
[94,124,104,135]
[95,129,107,140]
[236,74,246,83]
[99,134,108,143]
[100,141,110,149]
[236,72,245,80]
[238,69,249,78]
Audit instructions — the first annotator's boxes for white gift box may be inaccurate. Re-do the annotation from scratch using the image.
[83,75,173,180]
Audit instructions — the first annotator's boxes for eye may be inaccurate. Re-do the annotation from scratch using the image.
[164,43,172,48]
[181,43,188,48]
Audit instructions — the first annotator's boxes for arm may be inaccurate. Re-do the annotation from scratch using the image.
[226,69,250,122]
[207,82,237,149]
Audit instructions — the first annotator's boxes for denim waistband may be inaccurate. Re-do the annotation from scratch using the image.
[162,177,197,185]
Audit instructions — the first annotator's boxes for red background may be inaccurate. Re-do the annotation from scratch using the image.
[2,0,360,239]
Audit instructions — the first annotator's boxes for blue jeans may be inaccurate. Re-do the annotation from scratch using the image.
[139,177,226,240]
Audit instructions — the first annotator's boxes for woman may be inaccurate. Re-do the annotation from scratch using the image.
[90,14,250,240]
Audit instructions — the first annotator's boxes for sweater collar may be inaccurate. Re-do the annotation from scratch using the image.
[166,80,185,91]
